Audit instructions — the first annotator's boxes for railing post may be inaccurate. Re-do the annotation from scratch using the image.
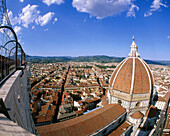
[16,40,18,69]
[24,53,26,65]
[1,46,3,81]
[21,50,23,66]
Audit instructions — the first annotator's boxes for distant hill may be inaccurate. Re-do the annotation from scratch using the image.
[26,55,170,66]
[72,55,124,63]
[26,55,71,63]
[156,61,170,66]
[144,60,164,65]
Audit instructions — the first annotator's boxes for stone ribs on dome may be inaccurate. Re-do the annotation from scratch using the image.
[110,57,153,94]
[109,37,153,95]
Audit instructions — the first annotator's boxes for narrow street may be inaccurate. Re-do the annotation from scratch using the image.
[52,66,70,123]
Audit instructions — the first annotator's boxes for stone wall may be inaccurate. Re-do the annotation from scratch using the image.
[0,66,38,135]
[110,95,149,113]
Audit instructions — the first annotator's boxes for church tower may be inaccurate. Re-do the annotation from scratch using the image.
[108,36,154,122]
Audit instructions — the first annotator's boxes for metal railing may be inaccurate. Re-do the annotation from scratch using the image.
[0,1,26,85]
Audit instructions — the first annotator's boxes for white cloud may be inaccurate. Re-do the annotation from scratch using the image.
[144,0,167,17]
[36,12,54,26]
[19,4,40,28]
[72,0,137,19]
[127,4,139,17]
[0,28,4,33]
[44,29,49,31]
[168,36,170,39]
[53,17,58,24]
[8,4,55,29]
[14,26,22,35]
[144,11,152,17]
[20,0,24,2]
[8,11,19,25]
[150,0,168,11]
[7,4,55,38]
[42,0,64,6]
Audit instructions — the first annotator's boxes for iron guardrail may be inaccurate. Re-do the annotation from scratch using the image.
[0,0,26,85]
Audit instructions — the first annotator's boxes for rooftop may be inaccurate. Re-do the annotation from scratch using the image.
[37,104,126,136]
[130,111,144,119]
[145,105,158,118]
[109,121,131,136]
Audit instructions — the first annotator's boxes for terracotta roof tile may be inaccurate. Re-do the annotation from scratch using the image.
[164,105,170,129]
[130,111,143,119]
[110,57,153,94]
[109,121,131,136]
[109,59,126,86]
[164,92,170,103]
[113,58,133,93]
[133,58,150,94]
[37,104,126,136]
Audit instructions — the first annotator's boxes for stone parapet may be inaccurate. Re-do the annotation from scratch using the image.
[0,66,38,135]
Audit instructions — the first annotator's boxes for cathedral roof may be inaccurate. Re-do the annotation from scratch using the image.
[110,37,153,94]
[37,104,126,136]
[145,105,158,118]
[130,111,143,119]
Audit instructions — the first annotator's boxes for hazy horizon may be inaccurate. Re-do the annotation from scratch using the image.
[27,54,170,61]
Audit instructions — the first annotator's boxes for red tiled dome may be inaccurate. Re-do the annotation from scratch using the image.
[110,57,153,94]
[110,37,153,95]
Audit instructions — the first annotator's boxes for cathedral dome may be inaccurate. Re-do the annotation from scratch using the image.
[108,36,154,114]
[109,37,153,95]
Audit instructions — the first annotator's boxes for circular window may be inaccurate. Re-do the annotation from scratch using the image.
[118,100,122,105]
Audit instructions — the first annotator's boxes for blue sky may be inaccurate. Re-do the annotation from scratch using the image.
[7,0,170,60]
